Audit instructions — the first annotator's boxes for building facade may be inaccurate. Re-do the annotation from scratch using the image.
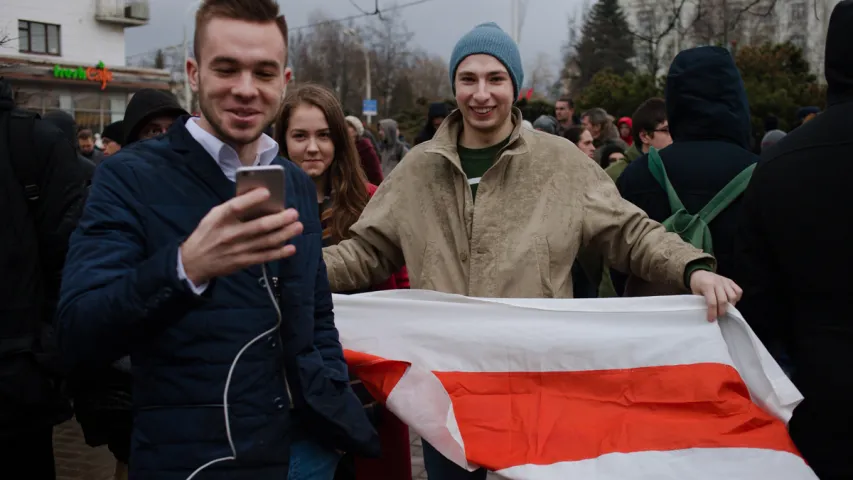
[1,0,170,132]
[619,0,842,77]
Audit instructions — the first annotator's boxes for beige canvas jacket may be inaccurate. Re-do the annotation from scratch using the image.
[323,108,714,298]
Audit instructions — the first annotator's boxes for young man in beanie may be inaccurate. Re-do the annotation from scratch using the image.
[324,22,742,479]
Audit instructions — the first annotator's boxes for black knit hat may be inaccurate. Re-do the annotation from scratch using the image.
[597,142,627,168]
[102,121,124,145]
[123,89,188,144]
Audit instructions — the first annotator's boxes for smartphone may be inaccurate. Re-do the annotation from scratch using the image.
[235,165,286,222]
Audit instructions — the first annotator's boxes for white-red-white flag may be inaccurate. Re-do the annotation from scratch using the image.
[336,290,816,480]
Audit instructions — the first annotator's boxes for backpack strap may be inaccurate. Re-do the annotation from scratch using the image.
[647,147,686,214]
[697,163,756,223]
[8,110,43,203]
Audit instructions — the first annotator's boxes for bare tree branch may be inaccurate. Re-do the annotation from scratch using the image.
[0,31,15,70]
[348,0,374,15]
[628,0,690,44]
[623,0,689,74]
[727,0,771,35]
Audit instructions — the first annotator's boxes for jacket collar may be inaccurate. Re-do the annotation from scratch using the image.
[167,115,236,203]
[425,107,530,171]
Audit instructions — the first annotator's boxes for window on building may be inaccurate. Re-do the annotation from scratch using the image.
[72,92,106,132]
[18,20,61,56]
[13,88,61,114]
[790,2,807,23]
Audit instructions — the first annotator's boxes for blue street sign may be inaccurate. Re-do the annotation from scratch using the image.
[362,99,377,116]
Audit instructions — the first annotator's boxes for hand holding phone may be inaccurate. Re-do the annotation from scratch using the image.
[179,166,301,286]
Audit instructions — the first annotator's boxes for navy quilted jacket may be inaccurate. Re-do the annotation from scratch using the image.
[57,119,379,479]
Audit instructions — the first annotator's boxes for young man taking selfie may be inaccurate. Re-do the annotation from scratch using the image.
[57,1,378,478]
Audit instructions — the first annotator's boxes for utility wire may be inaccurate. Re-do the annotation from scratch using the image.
[291,0,436,31]
[126,0,436,61]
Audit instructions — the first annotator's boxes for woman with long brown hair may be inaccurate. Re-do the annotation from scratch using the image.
[275,83,410,480]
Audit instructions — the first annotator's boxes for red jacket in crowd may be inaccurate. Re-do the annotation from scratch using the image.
[357,138,385,186]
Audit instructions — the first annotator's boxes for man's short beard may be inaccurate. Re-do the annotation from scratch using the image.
[197,77,264,146]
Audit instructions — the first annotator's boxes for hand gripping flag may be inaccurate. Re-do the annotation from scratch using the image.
[336,290,817,480]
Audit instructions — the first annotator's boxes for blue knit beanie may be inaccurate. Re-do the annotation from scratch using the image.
[449,22,524,100]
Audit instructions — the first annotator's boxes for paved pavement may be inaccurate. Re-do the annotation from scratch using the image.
[54,419,115,480]
[410,434,427,480]
[54,418,499,480]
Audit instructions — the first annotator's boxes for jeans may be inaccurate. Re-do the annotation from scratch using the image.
[422,440,487,480]
[288,438,342,480]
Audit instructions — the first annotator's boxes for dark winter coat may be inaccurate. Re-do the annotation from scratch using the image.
[57,119,379,479]
[44,111,127,453]
[0,78,85,435]
[733,2,853,477]
[42,110,96,181]
[615,46,757,293]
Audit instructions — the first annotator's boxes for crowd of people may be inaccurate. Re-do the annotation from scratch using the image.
[0,0,850,479]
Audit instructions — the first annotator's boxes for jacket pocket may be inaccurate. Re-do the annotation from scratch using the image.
[418,241,437,291]
[534,235,554,297]
[295,350,380,457]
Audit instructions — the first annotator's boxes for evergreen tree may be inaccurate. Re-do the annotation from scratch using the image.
[573,0,636,92]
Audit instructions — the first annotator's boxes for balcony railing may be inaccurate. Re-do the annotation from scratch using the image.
[95,0,150,27]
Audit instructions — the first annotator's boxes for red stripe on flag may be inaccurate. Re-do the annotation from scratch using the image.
[346,352,801,471]
[434,363,800,471]
[345,350,409,403]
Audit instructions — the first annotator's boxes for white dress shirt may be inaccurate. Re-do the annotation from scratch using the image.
[184,117,280,181]
[177,117,281,293]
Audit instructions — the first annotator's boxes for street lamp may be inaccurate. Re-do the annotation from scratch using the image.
[344,28,372,126]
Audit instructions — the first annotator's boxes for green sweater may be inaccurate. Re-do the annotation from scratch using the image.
[605,144,642,183]
[458,137,510,200]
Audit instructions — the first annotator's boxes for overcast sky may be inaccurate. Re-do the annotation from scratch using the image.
[126,0,583,68]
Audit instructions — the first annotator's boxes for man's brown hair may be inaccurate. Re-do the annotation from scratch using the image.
[557,96,574,109]
[631,97,667,146]
[193,0,288,62]
[77,127,93,140]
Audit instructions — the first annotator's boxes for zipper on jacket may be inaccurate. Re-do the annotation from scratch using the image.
[270,275,295,409]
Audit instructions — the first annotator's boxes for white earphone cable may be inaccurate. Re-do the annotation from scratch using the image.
[186,263,283,479]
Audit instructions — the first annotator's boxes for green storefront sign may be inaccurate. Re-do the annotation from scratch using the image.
[53,61,113,90]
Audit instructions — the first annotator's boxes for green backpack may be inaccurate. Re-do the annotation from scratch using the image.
[647,147,755,255]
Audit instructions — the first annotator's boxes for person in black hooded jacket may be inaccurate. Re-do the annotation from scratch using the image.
[0,77,86,480]
[122,88,188,145]
[614,46,757,295]
[413,101,449,145]
[42,111,96,182]
[733,2,853,478]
